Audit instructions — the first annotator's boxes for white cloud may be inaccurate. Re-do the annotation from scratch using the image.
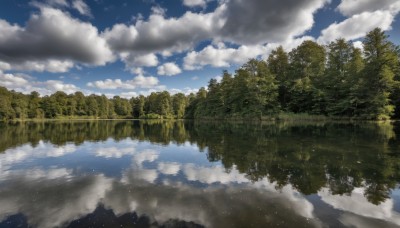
[319,187,400,225]
[157,62,182,76]
[133,149,159,165]
[183,164,249,184]
[157,162,181,175]
[318,11,394,44]
[102,10,220,54]
[0,141,77,174]
[337,0,400,16]
[353,40,363,50]
[120,91,138,99]
[13,60,74,73]
[103,0,328,59]
[0,7,113,72]
[0,72,81,95]
[45,80,79,94]
[87,75,159,90]
[0,72,30,88]
[94,147,136,158]
[183,44,269,70]
[72,0,92,17]
[183,0,210,8]
[0,59,73,73]
[151,5,167,16]
[0,168,73,182]
[0,174,113,228]
[120,52,159,68]
[130,67,145,75]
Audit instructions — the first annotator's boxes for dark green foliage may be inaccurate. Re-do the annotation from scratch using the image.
[267,46,290,110]
[187,59,279,119]
[288,40,326,114]
[358,28,399,119]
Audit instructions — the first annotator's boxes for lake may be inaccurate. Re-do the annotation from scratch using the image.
[0,120,400,228]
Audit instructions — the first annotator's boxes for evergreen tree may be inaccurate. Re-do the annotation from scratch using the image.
[267,46,290,110]
[360,28,399,119]
[288,40,326,114]
[324,39,353,115]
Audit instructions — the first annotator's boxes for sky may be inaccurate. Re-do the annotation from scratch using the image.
[0,0,399,98]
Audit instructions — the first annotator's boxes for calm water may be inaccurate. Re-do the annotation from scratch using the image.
[0,120,400,228]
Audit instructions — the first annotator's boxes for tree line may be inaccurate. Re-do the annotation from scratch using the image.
[0,28,399,121]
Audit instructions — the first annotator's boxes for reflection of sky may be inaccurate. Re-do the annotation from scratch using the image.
[0,138,399,227]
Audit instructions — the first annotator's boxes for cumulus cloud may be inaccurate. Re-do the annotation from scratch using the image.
[0,72,81,95]
[183,44,269,70]
[0,59,74,73]
[318,11,394,44]
[157,62,182,76]
[45,80,80,94]
[337,0,400,16]
[103,0,328,61]
[0,72,30,88]
[218,0,329,44]
[103,11,218,54]
[120,53,159,68]
[0,7,113,72]
[87,75,159,90]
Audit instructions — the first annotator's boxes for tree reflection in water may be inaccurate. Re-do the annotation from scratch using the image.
[1,120,399,205]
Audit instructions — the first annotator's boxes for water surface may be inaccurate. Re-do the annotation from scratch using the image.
[0,120,400,228]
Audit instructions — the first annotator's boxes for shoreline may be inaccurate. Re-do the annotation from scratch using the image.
[2,116,397,123]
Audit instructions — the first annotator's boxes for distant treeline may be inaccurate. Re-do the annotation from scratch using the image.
[0,28,399,121]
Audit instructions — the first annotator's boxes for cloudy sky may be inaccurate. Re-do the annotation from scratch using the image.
[0,0,399,98]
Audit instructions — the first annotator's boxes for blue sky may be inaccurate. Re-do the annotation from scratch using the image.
[0,0,399,98]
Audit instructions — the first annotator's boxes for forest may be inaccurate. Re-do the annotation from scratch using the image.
[0,28,399,121]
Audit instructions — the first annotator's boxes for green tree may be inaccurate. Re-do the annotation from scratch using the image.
[74,92,87,116]
[241,59,279,116]
[360,28,399,119]
[0,87,14,120]
[172,93,187,118]
[324,39,353,115]
[204,78,224,117]
[288,40,326,114]
[267,46,290,110]
[220,70,234,116]
[28,91,42,118]
[86,95,99,116]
